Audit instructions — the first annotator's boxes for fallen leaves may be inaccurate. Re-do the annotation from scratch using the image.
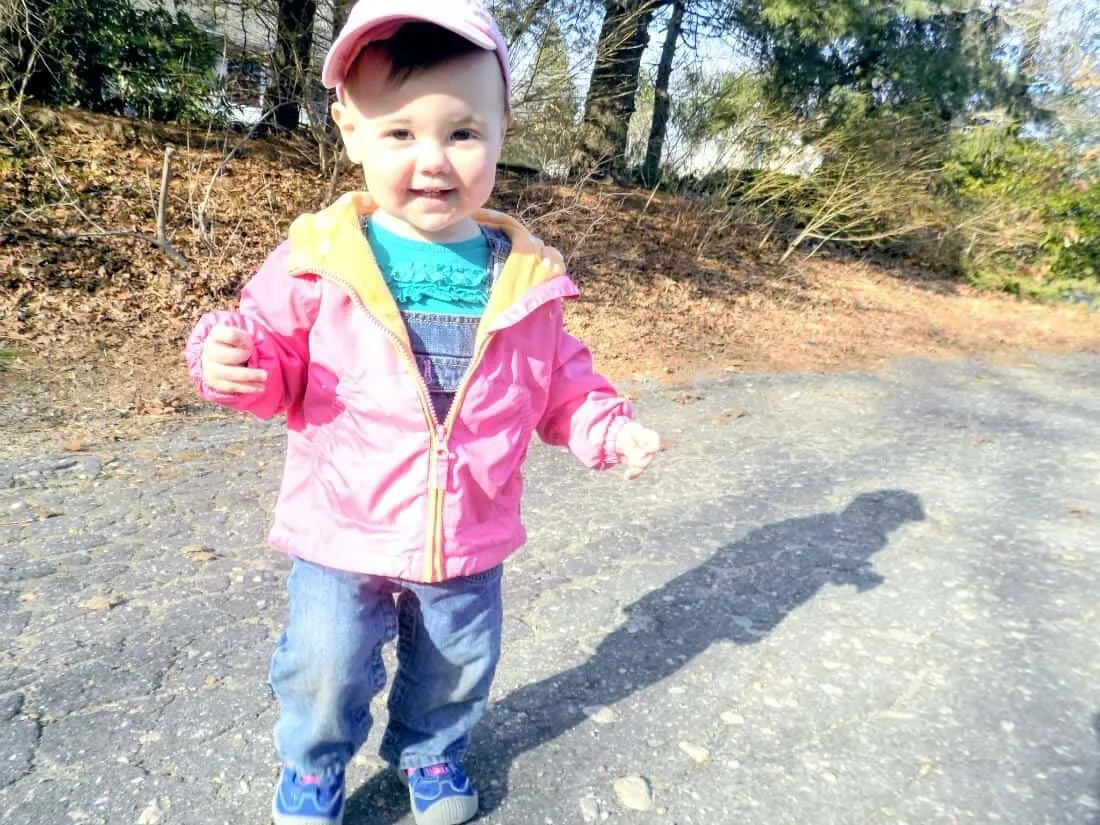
[672,391,704,405]
[79,593,125,611]
[712,407,748,424]
[2,107,1099,442]
[182,544,217,563]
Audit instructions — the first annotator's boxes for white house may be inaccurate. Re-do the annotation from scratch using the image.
[149,0,344,126]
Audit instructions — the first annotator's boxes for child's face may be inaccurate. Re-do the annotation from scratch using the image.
[332,50,508,242]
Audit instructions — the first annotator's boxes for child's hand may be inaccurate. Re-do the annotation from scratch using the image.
[615,420,661,480]
[201,326,267,394]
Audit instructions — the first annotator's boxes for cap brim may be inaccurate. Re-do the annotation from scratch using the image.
[322,13,496,89]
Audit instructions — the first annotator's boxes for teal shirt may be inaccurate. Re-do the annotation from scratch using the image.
[365,219,490,316]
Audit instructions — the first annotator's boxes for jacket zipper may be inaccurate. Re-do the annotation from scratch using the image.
[428,331,495,581]
[293,266,495,583]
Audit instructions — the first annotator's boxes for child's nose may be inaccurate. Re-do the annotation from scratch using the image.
[416,141,451,175]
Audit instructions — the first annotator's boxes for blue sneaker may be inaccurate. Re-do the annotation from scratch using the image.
[271,766,345,825]
[406,762,479,825]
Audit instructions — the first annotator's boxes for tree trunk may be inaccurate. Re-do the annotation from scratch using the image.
[270,0,317,132]
[571,0,663,181]
[641,0,685,186]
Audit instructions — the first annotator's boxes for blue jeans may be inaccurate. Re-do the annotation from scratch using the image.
[269,558,504,776]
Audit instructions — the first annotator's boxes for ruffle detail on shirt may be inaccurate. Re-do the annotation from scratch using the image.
[383,262,489,307]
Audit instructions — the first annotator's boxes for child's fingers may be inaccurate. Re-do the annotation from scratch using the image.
[617,423,662,480]
[207,364,267,394]
[623,449,656,481]
[627,429,662,458]
[201,326,263,393]
[205,327,253,367]
[637,430,661,454]
[207,342,253,367]
[210,325,253,349]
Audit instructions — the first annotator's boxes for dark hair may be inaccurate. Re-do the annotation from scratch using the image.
[373,22,486,84]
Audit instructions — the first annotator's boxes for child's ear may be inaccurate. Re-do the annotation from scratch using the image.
[331,101,362,165]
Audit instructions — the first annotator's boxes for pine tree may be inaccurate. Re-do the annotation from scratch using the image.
[508,20,580,176]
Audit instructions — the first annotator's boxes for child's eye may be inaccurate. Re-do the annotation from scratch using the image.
[452,128,478,141]
[387,129,413,141]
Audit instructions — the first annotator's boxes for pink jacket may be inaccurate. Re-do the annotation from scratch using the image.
[185,192,632,582]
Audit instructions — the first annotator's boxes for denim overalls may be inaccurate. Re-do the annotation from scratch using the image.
[268,228,515,777]
[401,226,511,423]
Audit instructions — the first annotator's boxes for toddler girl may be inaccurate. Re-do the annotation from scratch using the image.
[186,2,660,823]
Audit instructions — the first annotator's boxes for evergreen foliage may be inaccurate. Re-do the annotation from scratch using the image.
[505,20,580,175]
[4,0,218,122]
[733,0,1014,123]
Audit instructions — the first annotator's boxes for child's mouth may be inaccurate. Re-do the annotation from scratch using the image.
[411,188,453,201]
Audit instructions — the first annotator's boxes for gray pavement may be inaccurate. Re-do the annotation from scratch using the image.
[1,354,1099,825]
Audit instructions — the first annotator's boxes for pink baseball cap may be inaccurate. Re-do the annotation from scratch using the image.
[321,0,511,96]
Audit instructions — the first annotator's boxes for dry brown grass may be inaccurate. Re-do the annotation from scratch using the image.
[1,108,1097,441]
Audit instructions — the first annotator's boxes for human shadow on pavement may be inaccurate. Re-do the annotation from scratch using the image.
[345,489,925,823]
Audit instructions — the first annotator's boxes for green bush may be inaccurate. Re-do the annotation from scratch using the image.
[1045,177,1099,283]
[661,109,1096,302]
[6,0,218,123]
[939,125,1099,299]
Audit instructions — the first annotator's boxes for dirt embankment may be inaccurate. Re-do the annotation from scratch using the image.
[2,109,1097,440]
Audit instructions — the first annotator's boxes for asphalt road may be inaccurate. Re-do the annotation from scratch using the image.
[2,354,1098,824]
